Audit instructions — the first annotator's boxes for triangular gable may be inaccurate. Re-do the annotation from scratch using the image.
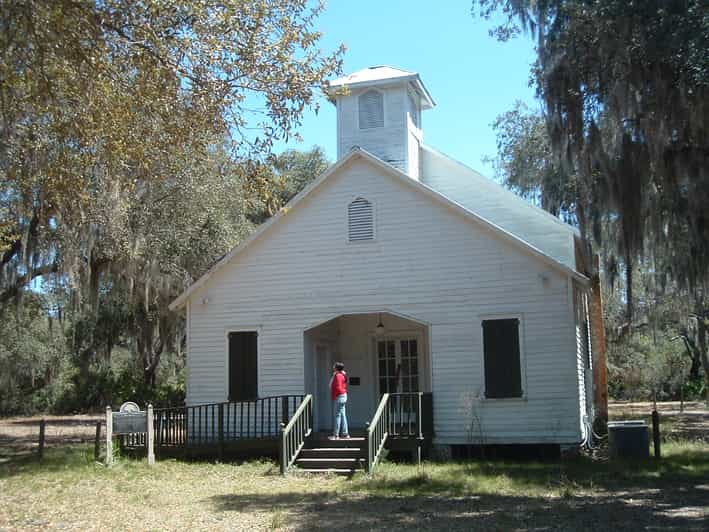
[169,148,588,310]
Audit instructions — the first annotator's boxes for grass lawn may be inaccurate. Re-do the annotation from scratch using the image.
[1,440,707,531]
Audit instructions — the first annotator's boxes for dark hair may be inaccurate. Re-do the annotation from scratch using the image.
[334,362,345,371]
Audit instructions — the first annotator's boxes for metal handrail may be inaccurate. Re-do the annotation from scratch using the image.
[279,394,313,474]
[366,393,390,473]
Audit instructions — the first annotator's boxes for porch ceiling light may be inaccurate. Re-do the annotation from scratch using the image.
[375,313,385,336]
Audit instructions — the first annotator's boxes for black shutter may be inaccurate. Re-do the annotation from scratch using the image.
[482,319,522,398]
[228,331,258,401]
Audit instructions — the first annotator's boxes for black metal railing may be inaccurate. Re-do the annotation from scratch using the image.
[152,395,304,453]
[387,392,433,438]
[366,392,433,472]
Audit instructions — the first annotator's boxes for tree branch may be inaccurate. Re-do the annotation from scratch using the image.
[1,214,39,267]
[0,262,58,304]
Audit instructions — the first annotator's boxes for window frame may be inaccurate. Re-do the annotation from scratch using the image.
[373,333,424,397]
[478,313,527,401]
[357,88,385,130]
[224,327,261,402]
[345,195,377,244]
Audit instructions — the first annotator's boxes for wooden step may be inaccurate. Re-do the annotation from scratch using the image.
[296,468,357,476]
[298,447,365,459]
[304,436,366,448]
[293,432,368,473]
[295,457,363,469]
[294,457,365,473]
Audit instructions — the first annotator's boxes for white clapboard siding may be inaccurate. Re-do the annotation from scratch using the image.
[186,155,583,445]
[420,145,577,269]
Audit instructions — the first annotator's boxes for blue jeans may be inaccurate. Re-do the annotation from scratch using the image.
[333,393,349,436]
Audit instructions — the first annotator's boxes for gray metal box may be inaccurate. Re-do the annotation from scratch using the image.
[608,420,650,459]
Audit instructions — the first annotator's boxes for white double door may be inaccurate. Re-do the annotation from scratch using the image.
[376,337,421,396]
[314,336,422,432]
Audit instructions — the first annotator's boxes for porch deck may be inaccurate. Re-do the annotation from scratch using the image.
[119,392,433,473]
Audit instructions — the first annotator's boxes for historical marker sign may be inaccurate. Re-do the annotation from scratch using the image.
[112,411,147,434]
[105,402,155,466]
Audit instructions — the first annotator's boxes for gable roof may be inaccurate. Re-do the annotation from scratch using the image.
[326,66,435,109]
[421,144,580,237]
[169,148,588,311]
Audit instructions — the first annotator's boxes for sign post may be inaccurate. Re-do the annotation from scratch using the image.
[105,406,113,466]
[147,404,155,465]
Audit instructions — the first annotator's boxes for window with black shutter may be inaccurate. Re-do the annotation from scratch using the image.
[482,318,523,398]
[228,331,258,401]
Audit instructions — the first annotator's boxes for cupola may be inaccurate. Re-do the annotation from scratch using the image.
[326,66,435,180]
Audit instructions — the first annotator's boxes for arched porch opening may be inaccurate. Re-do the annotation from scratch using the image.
[303,311,431,432]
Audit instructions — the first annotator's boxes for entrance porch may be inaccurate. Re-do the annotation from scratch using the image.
[303,312,432,434]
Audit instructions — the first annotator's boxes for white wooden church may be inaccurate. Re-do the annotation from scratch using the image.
[170,66,600,458]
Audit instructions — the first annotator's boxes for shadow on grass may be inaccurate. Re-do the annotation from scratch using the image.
[209,448,709,530]
[341,455,709,506]
[209,487,707,531]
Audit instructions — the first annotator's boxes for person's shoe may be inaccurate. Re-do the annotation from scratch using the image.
[341,434,350,439]
[328,435,339,440]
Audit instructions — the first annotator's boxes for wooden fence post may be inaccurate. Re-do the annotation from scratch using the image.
[147,404,155,465]
[38,418,46,462]
[105,406,113,466]
[94,421,101,462]
[652,409,661,459]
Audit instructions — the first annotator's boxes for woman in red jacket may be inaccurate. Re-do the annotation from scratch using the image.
[329,362,349,439]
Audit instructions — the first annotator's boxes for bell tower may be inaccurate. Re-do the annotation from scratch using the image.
[326,66,435,180]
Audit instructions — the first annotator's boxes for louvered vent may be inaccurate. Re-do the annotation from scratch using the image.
[348,198,374,242]
[358,90,384,129]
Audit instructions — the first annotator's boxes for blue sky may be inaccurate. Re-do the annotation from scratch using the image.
[274,0,539,178]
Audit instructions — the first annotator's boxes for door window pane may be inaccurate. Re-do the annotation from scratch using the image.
[377,337,422,396]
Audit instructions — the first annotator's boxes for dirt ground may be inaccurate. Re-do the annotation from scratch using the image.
[0,414,103,462]
[609,400,709,442]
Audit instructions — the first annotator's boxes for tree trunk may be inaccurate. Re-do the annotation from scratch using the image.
[590,255,608,422]
[136,315,165,387]
[695,314,709,402]
[624,256,633,323]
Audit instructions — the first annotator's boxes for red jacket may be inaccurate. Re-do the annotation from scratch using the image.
[331,371,347,400]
